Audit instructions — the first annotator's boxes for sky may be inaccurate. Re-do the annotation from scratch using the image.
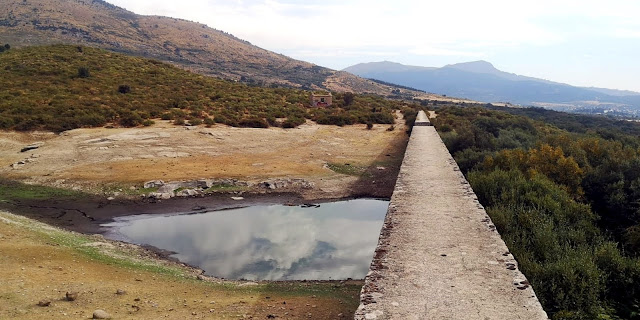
[106,0,640,92]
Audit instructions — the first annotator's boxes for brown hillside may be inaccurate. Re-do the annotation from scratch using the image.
[0,0,445,99]
[0,0,331,87]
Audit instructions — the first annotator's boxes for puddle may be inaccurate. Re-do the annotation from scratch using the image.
[102,198,389,281]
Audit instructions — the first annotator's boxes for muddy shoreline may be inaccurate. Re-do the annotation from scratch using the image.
[1,190,387,283]
[0,189,389,234]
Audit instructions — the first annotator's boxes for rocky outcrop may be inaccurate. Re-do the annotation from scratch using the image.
[10,154,40,169]
[142,178,313,199]
[259,178,314,190]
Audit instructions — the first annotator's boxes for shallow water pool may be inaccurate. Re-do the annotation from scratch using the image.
[102,198,389,281]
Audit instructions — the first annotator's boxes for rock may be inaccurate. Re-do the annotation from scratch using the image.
[20,142,44,153]
[259,178,314,190]
[65,291,78,301]
[37,300,51,307]
[92,309,111,319]
[196,179,213,188]
[116,289,126,295]
[157,183,180,193]
[148,192,173,200]
[106,197,115,201]
[230,196,244,200]
[10,163,24,169]
[143,180,164,189]
[176,189,199,197]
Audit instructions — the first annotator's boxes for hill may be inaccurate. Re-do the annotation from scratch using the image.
[0,45,410,132]
[344,61,640,116]
[0,0,436,99]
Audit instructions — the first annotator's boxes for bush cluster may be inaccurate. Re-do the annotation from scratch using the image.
[0,45,415,132]
[433,106,640,319]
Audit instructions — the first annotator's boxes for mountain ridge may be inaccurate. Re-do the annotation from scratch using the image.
[344,61,640,116]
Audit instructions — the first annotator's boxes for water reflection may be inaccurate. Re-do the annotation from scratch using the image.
[103,199,388,280]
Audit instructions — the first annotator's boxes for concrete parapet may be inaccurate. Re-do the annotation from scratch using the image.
[354,111,548,319]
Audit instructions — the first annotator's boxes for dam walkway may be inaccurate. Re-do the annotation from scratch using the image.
[354,111,548,320]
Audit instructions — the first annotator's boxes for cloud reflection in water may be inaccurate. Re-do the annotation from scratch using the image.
[107,199,388,280]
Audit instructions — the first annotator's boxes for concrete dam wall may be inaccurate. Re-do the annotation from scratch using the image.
[354,111,548,319]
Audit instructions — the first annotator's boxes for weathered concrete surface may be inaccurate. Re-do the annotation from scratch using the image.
[414,110,431,126]
[355,111,548,320]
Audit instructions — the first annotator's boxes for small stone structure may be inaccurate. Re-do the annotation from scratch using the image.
[310,92,332,107]
[354,111,548,319]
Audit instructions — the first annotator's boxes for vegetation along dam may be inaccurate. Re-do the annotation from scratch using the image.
[354,111,548,319]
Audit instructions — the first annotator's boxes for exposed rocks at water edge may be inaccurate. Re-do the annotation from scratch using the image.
[143,178,314,200]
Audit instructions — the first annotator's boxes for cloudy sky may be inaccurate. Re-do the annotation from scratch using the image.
[106,0,640,91]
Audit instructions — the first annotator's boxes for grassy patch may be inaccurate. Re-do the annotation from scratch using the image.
[326,162,369,177]
[263,281,361,299]
[0,178,86,201]
[204,183,248,193]
[1,211,186,277]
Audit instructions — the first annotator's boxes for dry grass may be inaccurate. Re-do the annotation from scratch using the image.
[0,211,362,319]
[1,118,408,199]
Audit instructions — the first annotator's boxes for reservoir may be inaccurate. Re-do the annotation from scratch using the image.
[102,198,389,281]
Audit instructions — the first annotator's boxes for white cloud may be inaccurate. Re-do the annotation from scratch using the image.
[408,45,486,58]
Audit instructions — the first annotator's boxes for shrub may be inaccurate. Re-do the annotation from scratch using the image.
[282,116,305,128]
[142,119,154,126]
[173,118,185,125]
[77,67,90,78]
[118,85,131,94]
[343,92,355,106]
[238,117,269,128]
[119,112,143,127]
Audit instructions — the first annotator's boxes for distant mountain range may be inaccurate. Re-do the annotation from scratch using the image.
[344,61,640,116]
[0,0,436,99]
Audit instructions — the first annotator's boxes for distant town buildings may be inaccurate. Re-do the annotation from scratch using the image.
[310,92,332,107]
